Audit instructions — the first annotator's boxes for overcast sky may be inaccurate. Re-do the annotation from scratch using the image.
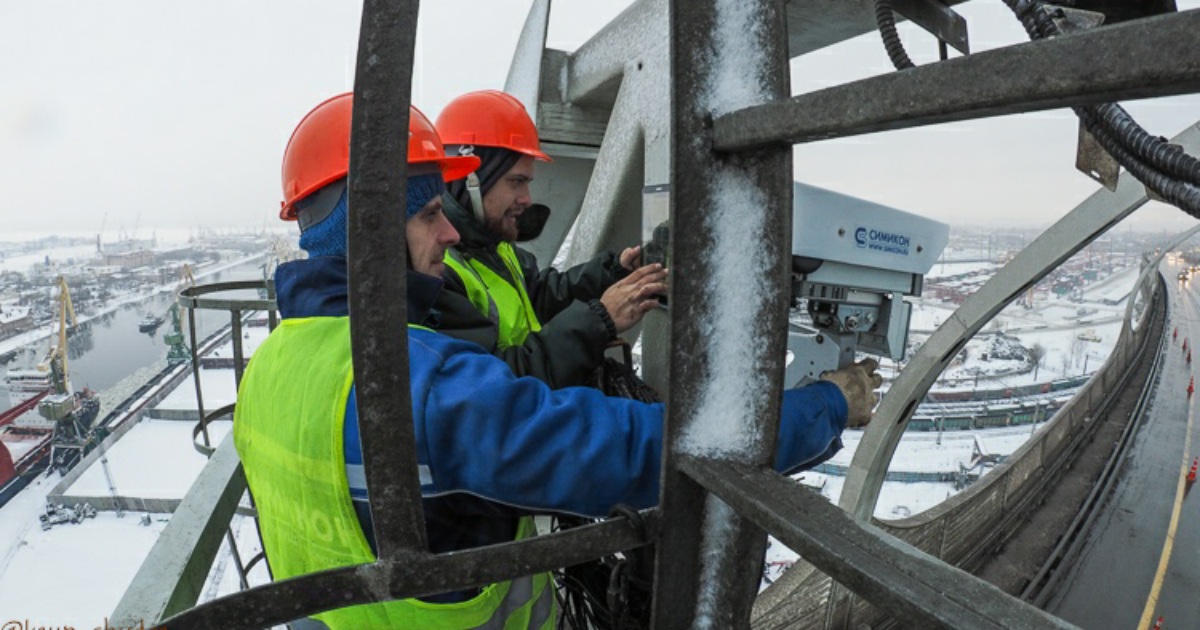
[1,1,1196,240]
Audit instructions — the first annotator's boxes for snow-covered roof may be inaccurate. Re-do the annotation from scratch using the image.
[0,305,31,324]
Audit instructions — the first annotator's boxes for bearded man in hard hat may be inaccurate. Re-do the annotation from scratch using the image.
[434,90,665,389]
[235,93,882,629]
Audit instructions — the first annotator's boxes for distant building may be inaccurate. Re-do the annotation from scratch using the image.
[103,249,156,268]
[0,305,33,338]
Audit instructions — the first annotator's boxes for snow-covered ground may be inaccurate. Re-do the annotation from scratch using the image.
[67,419,232,499]
[0,323,272,625]
[0,252,266,360]
[828,426,1040,474]
[903,265,1136,391]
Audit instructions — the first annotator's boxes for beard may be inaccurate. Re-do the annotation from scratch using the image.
[485,211,521,242]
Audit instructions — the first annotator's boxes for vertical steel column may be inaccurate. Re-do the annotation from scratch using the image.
[654,1,793,627]
[266,280,278,332]
[224,306,250,592]
[186,306,210,449]
[230,309,245,387]
[346,0,428,557]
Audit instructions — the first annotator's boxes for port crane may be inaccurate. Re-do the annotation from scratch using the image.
[41,275,76,396]
[35,276,100,472]
[165,264,195,365]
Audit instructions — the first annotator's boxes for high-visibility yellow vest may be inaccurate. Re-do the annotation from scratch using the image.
[235,316,555,629]
[443,243,542,349]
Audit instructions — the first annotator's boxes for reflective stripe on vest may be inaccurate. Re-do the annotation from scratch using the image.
[235,317,554,629]
[443,243,543,349]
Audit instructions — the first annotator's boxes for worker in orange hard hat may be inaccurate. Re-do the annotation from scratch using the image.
[435,90,667,389]
[236,92,874,628]
[277,93,476,277]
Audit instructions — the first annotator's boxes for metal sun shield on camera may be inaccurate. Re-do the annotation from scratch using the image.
[786,182,949,388]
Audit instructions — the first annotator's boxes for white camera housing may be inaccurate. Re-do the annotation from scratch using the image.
[786,182,949,387]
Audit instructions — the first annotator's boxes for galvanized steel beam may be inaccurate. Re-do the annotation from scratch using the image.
[564,0,665,107]
[559,77,651,268]
[563,0,973,108]
[653,1,793,627]
[110,435,247,627]
[782,0,971,60]
[345,0,428,558]
[681,456,1079,629]
[503,0,551,117]
[713,10,1200,152]
[891,0,970,55]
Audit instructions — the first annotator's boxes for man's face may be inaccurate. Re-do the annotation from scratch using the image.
[481,155,535,242]
[407,196,460,277]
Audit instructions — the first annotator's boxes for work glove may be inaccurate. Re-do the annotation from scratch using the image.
[820,358,884,428]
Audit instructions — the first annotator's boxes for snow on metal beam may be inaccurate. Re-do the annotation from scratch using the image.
[653,0,792,627]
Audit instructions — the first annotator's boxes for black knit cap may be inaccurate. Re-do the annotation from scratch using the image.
[446,145,523,214]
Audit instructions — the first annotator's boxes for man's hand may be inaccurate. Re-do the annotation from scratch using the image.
[619,245,643,271]
[600,263,668,333]
[820,358,884,428]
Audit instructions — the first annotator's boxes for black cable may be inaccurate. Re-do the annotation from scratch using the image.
[1002,0,1200,194]
[876,0,1200,208]
[874,0,916,70]
[1088,101,1200,188]
[1075,105,1200,216]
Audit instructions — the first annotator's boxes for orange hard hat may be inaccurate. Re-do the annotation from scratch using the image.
[279,93,480,221]
[435,90,551,162]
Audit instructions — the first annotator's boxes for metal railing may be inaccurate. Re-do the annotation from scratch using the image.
[119,279,278,615]
[112,1,1200,628]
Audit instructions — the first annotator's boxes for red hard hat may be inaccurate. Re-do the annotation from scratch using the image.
[435,90,551,162]
[279,93,480,221]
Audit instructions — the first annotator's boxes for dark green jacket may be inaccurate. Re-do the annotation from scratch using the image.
[436,193,627,388]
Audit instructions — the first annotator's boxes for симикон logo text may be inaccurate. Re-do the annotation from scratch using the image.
[854,227,910,256]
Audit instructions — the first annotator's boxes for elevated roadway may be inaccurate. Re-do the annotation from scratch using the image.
[1046,260,1199,629]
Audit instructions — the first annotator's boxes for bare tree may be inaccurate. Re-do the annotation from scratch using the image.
[1028,343,1047,381]
[1069,336,1086,373]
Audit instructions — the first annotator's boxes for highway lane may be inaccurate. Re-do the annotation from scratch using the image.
[1046,262,1198,629]
[1141,265,1200,629]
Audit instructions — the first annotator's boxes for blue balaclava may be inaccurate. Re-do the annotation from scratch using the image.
[297,168,446,258]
